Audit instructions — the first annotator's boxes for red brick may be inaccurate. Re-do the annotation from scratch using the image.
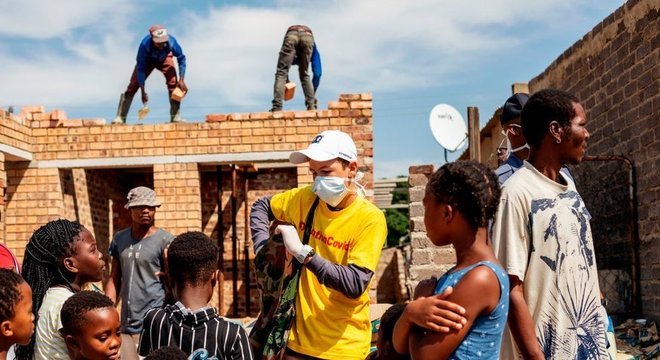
[21,105,45,114]
[206,114,228,122]
[50,109,68,120]
[339,94,361,101]
[327,101,349,109]
[409,165,434,175]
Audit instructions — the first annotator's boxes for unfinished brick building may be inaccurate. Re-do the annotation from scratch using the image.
[0,93,374,317]
[407,0,659,322]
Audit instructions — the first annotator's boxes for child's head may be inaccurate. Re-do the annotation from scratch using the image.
[424,160,500,246]
[60,291,120,360]
[376,303,410,360]
[0,269,34,349]
[144,346,188,360]
[167,231,219,299]
[17,219,105,358]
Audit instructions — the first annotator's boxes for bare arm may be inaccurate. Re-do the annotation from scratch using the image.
[507,276,544,359]
[394,267,498,359]
[104,256,121,306]
[392,287,467,355]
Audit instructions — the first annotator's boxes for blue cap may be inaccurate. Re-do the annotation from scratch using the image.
[500,93,529,124]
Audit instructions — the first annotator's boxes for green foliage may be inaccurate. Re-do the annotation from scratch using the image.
[384,178,410,247]
[385,208,409,247]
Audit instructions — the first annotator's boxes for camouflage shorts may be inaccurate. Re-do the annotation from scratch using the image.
[249,234,302,360]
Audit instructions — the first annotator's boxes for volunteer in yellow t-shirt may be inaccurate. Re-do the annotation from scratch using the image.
[250,130,387,360]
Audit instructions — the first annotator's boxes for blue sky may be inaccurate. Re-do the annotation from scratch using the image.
[0,0,623,178]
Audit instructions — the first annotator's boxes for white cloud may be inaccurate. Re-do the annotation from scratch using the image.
[0,0,135,39]
[0,0,602,117]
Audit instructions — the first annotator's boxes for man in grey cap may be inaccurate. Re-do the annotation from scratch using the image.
[105,186,174,360]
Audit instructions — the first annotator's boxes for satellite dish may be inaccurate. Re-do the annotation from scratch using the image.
[429,104,467,152]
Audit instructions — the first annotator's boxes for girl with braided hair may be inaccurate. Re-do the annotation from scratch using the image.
[392,160,510,359]
[15,219,105,360]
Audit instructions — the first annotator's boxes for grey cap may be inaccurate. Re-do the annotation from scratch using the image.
[125,186,161,209]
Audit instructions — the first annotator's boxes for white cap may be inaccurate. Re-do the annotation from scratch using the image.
[150,26,169,43]
[289,130,357,164]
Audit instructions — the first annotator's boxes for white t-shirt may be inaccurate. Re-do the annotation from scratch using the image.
[492,161,608,360]
[34,286,74,360]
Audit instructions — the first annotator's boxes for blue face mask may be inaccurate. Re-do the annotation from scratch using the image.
[312,176,349,207]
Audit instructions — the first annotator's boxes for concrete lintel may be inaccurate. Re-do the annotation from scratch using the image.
[175,151,291,164]
[30,151,293,169]
[0,144,33,161]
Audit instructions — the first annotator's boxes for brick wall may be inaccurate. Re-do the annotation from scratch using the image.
[200,167,298,316]
[5,166,62,259]
[372,246,409,303]
[406,165,456,291]
[0,93,375,316]
[528,0,659,318]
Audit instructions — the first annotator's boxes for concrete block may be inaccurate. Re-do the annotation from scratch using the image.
[409,174,430,187]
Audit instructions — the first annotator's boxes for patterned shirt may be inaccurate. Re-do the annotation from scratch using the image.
[138,302,254,360]
[433,261,509,359]
[492,161,608,359]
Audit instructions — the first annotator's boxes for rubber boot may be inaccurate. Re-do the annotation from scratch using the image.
[170,100,185,123]
[112,93,133,124]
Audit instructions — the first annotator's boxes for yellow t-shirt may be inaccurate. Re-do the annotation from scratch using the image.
[270,186,387,359]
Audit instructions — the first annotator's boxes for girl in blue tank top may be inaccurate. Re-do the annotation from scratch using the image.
[392,160,509,359]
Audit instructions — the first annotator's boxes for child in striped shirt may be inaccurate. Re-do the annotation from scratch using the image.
[138,231,253,359]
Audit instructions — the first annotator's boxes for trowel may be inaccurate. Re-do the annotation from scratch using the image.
[137,102,150,121]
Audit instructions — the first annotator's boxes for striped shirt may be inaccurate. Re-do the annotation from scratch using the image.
[138,302,254,360]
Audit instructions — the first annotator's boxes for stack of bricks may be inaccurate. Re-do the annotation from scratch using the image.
[407,165,456,291]
[15,106,105,128]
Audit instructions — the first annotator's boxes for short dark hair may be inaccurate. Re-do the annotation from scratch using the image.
[521,89,580,147]
[60,291,114,335]
[0,268,26,323]
[380,303,406,345]
[167,231,218,286]
[144,346,188,360]
[427,160,500,229]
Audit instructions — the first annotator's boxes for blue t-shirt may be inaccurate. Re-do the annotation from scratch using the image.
[433,261,509,360]
[496,153,575,185]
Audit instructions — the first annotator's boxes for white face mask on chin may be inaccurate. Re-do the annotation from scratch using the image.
[312,172,366,207]
[498,125,530,159]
